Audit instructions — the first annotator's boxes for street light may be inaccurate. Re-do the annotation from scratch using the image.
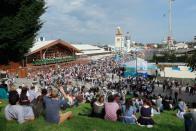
[135,48,138,76]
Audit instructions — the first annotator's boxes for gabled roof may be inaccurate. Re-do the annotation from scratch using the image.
[26,39,81,56]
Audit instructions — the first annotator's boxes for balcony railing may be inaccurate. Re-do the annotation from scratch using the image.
[32,56,76,66]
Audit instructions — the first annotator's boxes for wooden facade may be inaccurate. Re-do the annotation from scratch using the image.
[25,39,80,63]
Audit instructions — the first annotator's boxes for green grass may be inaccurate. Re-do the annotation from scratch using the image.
[0,101,184,131]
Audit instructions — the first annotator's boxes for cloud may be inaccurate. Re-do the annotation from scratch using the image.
[40,0,164,43]
[46,0,86,13]
[40,0,117,42]
[39,0,195,43]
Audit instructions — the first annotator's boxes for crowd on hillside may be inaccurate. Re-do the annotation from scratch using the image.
[0,56,196,130]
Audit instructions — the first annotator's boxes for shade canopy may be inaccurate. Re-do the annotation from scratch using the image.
[121,58,158,77]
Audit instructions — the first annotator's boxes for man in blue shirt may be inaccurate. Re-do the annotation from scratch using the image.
[43,86,72,124]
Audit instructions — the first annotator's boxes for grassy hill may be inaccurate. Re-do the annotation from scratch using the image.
[0,101,184,131]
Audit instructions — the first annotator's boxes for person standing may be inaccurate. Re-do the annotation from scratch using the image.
[174,92,178,104]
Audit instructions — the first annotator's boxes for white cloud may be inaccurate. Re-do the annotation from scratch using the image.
[40,0,155,43]
[39,0,194,43]
[42,0,111,35]
[45,0,87,13]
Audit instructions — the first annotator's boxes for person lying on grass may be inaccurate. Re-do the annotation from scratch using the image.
[43,86,73,124]
[4,90,35,124]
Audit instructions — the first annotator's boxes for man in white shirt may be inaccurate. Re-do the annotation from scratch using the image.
[28,86,38,102]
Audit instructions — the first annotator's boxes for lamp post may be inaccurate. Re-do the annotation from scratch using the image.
[135,48,138,76]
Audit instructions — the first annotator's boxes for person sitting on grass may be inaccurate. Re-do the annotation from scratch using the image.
[104,95,120,122]
[19,87,30,106]
[151,95,163,115]
[31,88,47,118]
[177,99,187,119]
[120,98,137,124]
[92,95,105,118]
[43,86,72,124]
[184,103,196,131]
[0,81,8,92]
[137,99,154,128]
[0,81,8,99]
[4,90,34,124]
[162,96,173,110]
[0,87,8,99]
[28,86,38,102]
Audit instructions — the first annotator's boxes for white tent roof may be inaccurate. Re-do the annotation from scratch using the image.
[71,44,103,51]
[175,43,188,47]
[123,58,147,69]
[29,40,56,53]
[71,44,111,55]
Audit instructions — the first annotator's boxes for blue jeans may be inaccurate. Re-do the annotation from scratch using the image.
[184,119,192,131]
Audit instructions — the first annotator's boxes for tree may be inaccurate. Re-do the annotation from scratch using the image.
[0,0,45,64]
[187,51,196,71]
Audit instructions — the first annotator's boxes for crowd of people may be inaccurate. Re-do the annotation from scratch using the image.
[0,56,196,130]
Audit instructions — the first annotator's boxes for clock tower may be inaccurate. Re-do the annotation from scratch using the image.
[115,27,124,51]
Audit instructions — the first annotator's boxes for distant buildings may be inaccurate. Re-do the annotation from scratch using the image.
[114,27,135,52]
[174,43,188,49]
[115,27,124,51]
[125,32,132,52]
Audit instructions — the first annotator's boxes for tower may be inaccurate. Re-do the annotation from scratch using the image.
[167,0,175,49]
[115,27,124,52]
[125,32,131,52]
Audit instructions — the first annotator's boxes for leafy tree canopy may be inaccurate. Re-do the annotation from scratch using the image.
[0,0,45,64]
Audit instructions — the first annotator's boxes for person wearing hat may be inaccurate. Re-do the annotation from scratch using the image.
[43,86,72,124]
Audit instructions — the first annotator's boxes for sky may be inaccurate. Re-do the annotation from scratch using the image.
[38,0,196,44]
